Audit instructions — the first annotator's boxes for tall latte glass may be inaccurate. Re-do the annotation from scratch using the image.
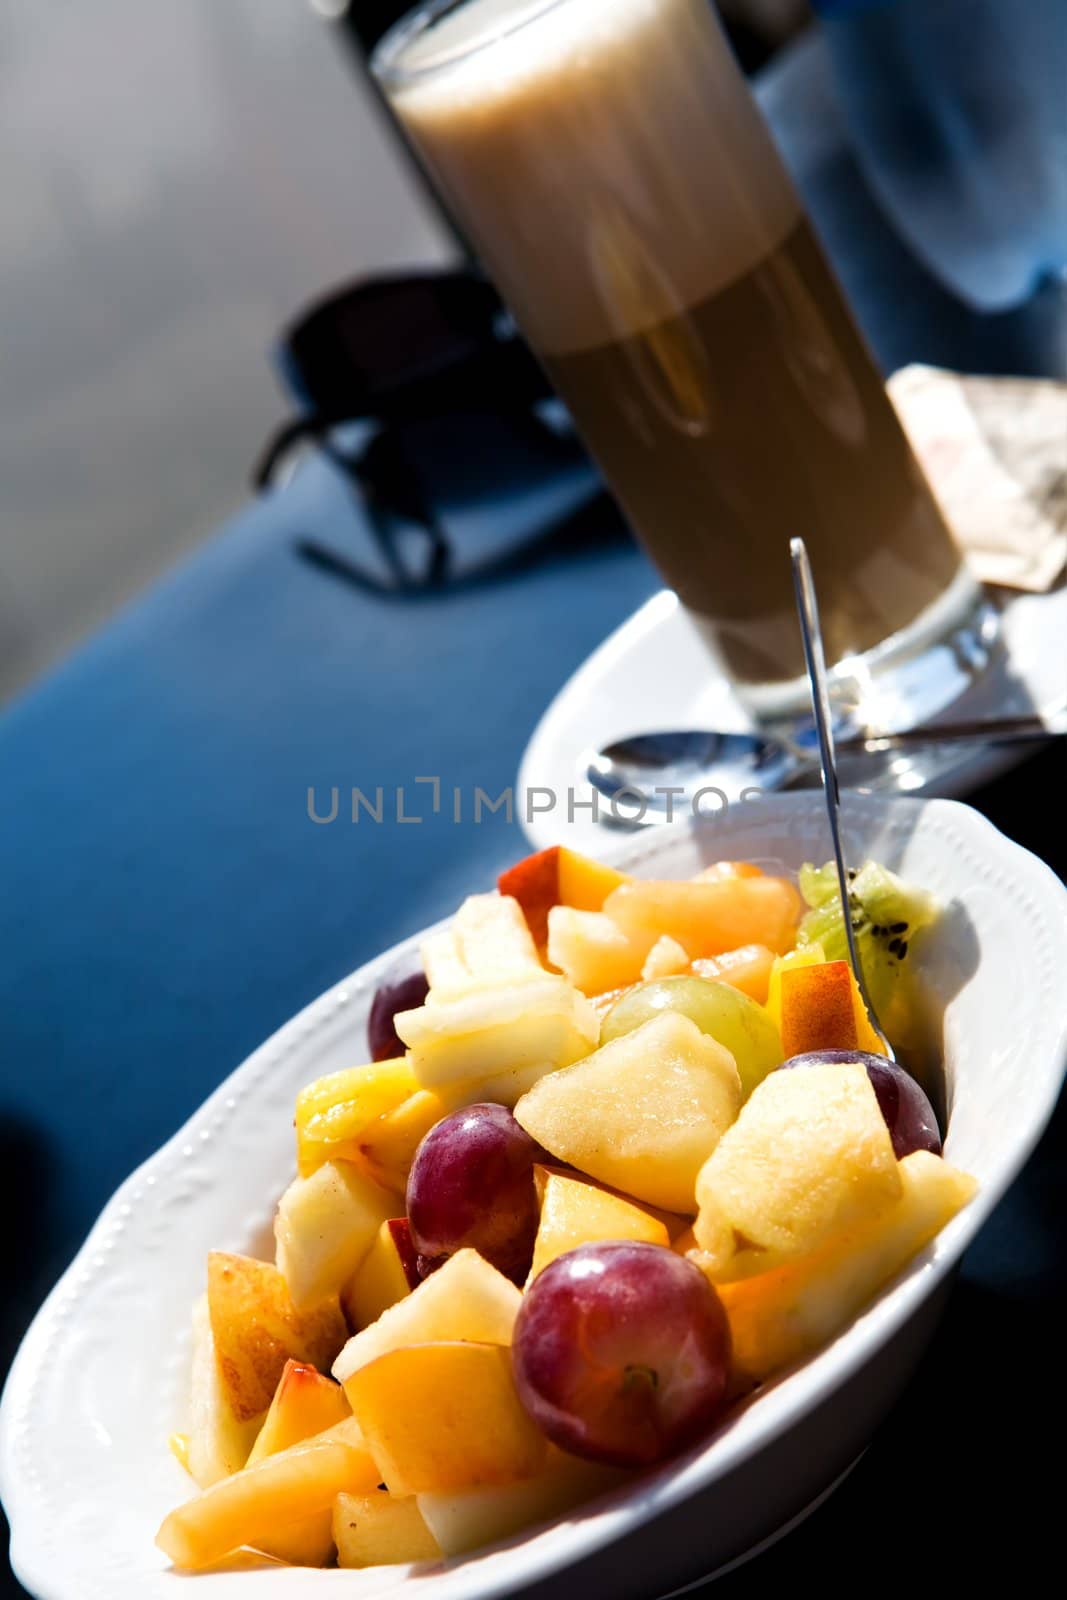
[375,0,991,721]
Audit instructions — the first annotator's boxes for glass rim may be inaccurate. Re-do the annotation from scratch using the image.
[371,0,571,93]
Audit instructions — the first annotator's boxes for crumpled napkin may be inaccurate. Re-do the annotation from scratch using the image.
[889,364,1067,592]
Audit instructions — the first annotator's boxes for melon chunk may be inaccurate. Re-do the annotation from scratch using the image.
[515,1012,741,1214]
[547,906,646,995]
[693,1060,901,1272]
[603,876,801,962]
[332,1247,521,1387]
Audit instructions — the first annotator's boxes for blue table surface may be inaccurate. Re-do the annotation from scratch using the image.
[2,33,1064,1598]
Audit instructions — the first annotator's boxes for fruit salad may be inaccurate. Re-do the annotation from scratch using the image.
[157,846,976,1572]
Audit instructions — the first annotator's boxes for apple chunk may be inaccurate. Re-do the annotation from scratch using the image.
[515,1012,741,1214]
[693,1060,901,1271]
[185,1295,263,1489]
[275,1159,394,1309]
[395,974,598,1097]
[418,1447,624,1556]
[156,1420,378,1570]
[342,1218,420,1329]
[529,1169,670,1280]
[345,1341,546,1495]
[207,1252,348,1422]
[333,1247,521,1387]
[334,1490,440,1566]
[715,1151,977,1381]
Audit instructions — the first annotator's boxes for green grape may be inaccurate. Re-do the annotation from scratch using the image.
[600,976,782,1099]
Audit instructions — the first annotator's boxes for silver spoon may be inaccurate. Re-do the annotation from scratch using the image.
[588,712,1064,807]
[791,536,894,1059]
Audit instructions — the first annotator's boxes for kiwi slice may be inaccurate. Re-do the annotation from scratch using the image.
[796,860,939,1028]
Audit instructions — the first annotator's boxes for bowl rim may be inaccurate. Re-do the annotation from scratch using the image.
[3,793,1065,1599]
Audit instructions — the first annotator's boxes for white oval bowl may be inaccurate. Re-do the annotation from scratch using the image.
[3,794,1065,1600]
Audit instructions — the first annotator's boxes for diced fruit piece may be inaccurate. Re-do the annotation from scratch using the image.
[418,1447,625,1556]
[693,1061,902,1270]
[547,906,646,995]
[695,861,764,881]
[296,1058,418,1177]
[395,975,599,1095]
[156,1421,379,1571]
[528,1169,669,1279]
[368,968,430,1062]
[600,976,782,1100]
[169,1434,191,1473]
[797,859,939,1048]
[515,1012,741,1213]
[765,943,825,1030]
[499,847,630,944]
[342,1219,420,1329]
[345,1342,546,1495]
[406,1104,543,1283]
[779,960,858,1056]
[690,944,776,1004]
[207,1252,348,1422]
[185,1296,262,1489]
[782,1050,942,1158]
[640,935,690,981]
[714,1151,977,1381]
[356,1089,445,1197]
[275,1160,395,1309]
[421,894,545,997]
[513,1242,731,1467]
[603,876,801,963]
[333,1248,521,1387]
[334,1489,440,1567]
[244,1362,351,1565]
[246,1361,350,1466]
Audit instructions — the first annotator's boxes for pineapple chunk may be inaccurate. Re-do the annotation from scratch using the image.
[715,1151,977,1381]
[207,1252,347,1422]
[275,1160,394,1309]
[515,1012,741,1214]
[395,975,598,1094]
[333,1248,521,1387]
[693,1061,901,1270]
[529,1169,670,1279]
[418,1447,624,1556]
[244,1361,351,1566]
[422,893,544,995]
[603,876,801,962]
[295,1058,417,1176]
[185,1296,262,1488]
[156,1420,378,1571]
[334,1490,440,1566]
[356,1089,445,1197]
[640,934,690,981]
[345,1341,545,1495]
[546,907,646,996]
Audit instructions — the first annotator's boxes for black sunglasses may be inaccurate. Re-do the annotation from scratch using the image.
[254,271,583,592]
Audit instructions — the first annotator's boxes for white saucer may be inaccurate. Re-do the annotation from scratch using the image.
[518,583,1066,851]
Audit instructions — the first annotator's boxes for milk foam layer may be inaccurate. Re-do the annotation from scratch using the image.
[390,0,801,354]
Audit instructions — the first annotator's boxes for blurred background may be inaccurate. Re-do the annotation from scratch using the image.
[0,0,809,705]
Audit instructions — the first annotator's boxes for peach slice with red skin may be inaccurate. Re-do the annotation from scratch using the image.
[498,846,630,944]
[779,960,859,1057]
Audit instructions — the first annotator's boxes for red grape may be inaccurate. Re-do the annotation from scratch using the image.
[406,1104,543,1284]
[782,1049,942,1157]
[512,1241,731,1467]
[367,966,429,1061]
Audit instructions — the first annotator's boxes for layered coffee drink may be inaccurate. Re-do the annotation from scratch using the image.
[377,0,983,696]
